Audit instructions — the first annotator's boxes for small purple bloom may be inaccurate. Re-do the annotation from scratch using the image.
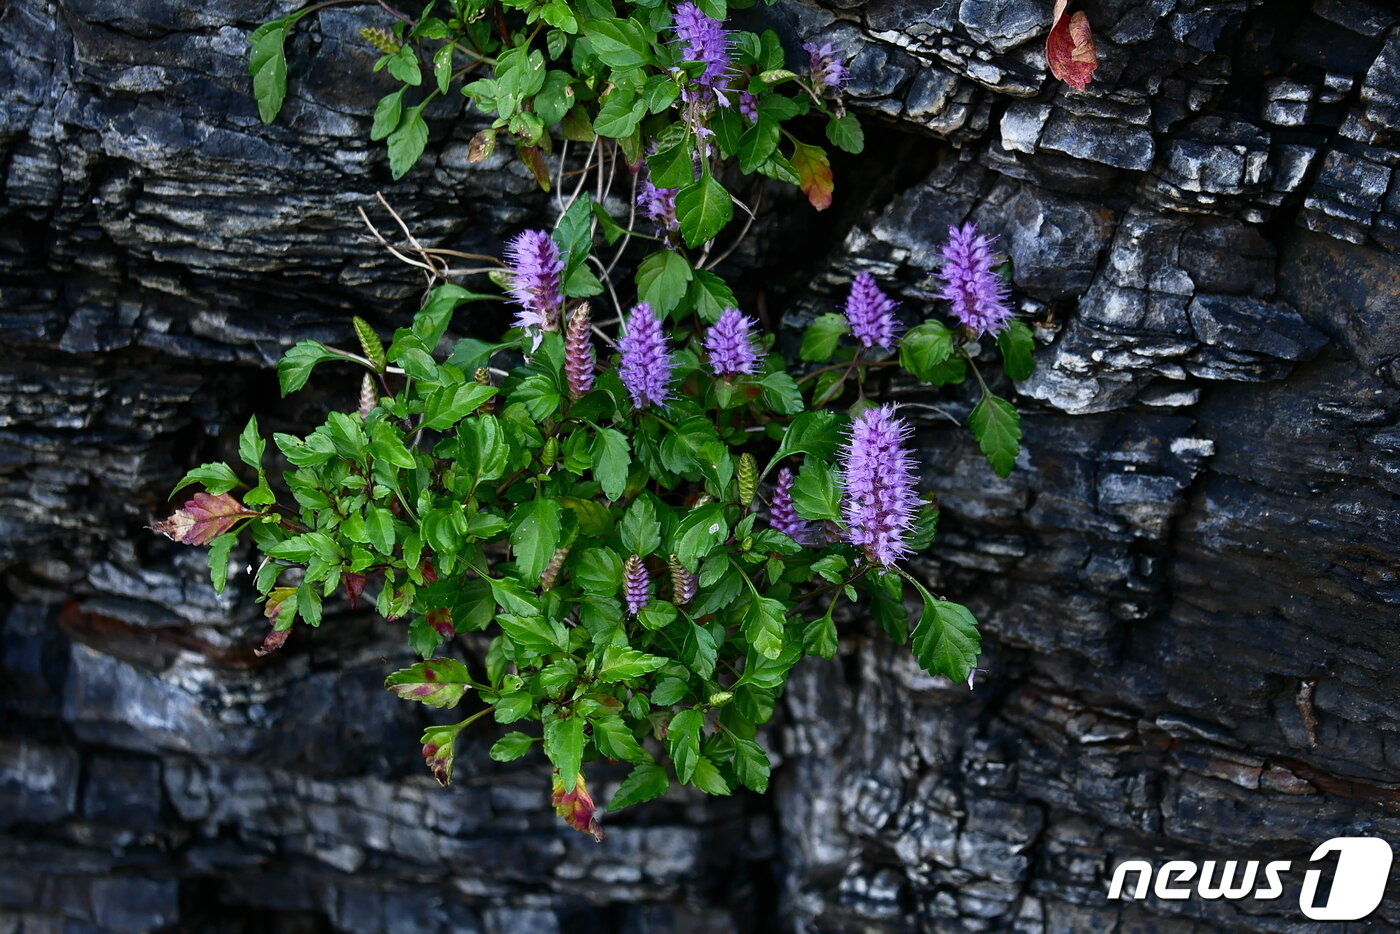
[769,468,814,545]
[618,302,674,409]
[738,91,758,123]
[839,405,920,566]
[637,179,679,235]
[672,2,731,89]
[565,304,595,400]
[935,222,1013,337]
[804,40,848,90]
[624,554,651,615]
[704,307,764,378]
[843,272,900,349]
[504,230,564,336]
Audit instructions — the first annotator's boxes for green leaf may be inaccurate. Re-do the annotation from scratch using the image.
[591,714,649,762]
[731,736,770,792]
[278,340,341,395]
[544,716,585,790]
[997,319,1035,381]
[593,86,645,137]
[650,677,689,706]
[248,19,290,124]
[387,105,429,179]
[673,504,728,571]
[387,46,422,85]
[574,547,623,595]
[647,139,694,189]
[675,174,732,248]
[635,249,693,315]
[407,616,442,658]
[590,427,631,500]
[969,393,1022,478]
[596,646,667,682]
[582,18,652,68]
[511,498,563,582]
[737,118,779,174]
[207,532,237,594]
[237,416,265,471]
[825,113,865,154]
[385,659,475,708]
[667,708,703,783]
[610,762,669,810]
[743,595,786,659]
[800,313,850,362]
[770,410,843,469]
[422,382,497,430]
[803,604,839,659]
[494,691,534,723]
[620,496,662,556]
[910,588,981,684]
[433,44,453,94]
[687,269,737,324]
[171,462,241,497]
[791,460,841,522]
[371,88,405,141]
[759,372,803,415]
[365,505,395,555]
[899,321,956,382]
[637,600,678,631]
[690,755,731,795]
[498,613,568,655]
[490,731,536,762]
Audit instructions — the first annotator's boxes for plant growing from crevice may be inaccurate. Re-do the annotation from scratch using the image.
[155,0,1039,839]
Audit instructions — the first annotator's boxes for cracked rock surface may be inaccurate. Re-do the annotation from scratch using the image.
[3,0,1400,931]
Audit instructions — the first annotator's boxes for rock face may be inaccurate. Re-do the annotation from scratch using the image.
[2,0,1399,932]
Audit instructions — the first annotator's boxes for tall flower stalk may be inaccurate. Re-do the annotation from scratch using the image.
[619,302,674,409]
[504,230,565,337]
[935,222,1013,336]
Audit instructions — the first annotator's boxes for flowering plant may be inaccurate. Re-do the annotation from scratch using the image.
[155,0,1037,839]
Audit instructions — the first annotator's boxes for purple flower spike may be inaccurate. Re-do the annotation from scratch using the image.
[624,554,651,615]
[704,307,764,378]
[839,405,921,566]
[672,2,731,89]
[565,304,595,400]
[769,468,813,545]
[804,40,848,90]
[738,91,758,123]
[637,179,679,235]
[619,302,674,409]
[504,230,564,336]
[843,272,900,349]
[935,222,1013,337]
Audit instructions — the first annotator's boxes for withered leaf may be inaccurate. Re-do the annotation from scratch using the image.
[1047,0,1098,91]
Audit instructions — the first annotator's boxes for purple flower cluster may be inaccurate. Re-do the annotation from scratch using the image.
[935,222,1013,336]
[672,2,731,89]
[738,91,758,123]
[618,302,674,409]
[839,405,920,566]
[564,304,595,400]
[769,468,813,545]
[804,40,848,90]
[504,230,564,336]
[704,307,763,378]
[843,272,900,349]
[624,554,650,615]
[637,179,679,236]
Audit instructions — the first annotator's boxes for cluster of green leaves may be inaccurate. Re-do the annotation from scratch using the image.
[167,190,1045,820]
[195,0,1049,836]
[249,0,859,220]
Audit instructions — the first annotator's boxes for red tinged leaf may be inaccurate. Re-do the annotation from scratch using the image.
[552,770,604,842]
[791,141,834,211]
[426,608,455,640]
[344,573,367,610]
[151,492,259,546]
[254,626,291,657]
[1046,0,1098,91]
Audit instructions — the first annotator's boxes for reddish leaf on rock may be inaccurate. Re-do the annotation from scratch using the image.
[151,492,259,546]
[1046,0,1098,91]
[791,141,834,211]
[552,770,605,842]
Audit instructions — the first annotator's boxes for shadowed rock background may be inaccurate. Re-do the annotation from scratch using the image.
[3,0,1400,931]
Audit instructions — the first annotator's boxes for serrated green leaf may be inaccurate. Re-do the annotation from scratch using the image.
[591,714,649,762]
[899,321,956,381]
[610,762,669,810]
[511,497,563,582]
[172,462,241,497]
[969,393,1021,477]
[278,340,341,395]
[208,532,237,594]
[620,496,662,556]
[997,319,1035,381]
[490,731,536,762]
[667,708,703,783]
[731,736,770,792]
[800,312,850,362]
[825,113,865,154]
[790,460,841,522]
[743,595,785,659]
[591,427,631,500]
[675,174,732,248]
[910,588,981,684]
[371,88,405,141]
[387,105,429,179]
[544,715,585,790]
[248,20,290,124]
[385,658,475,708]
[635,249,692,315]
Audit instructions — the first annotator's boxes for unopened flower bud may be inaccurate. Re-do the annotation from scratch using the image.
[708,691,733,707]
[540,436,558,470]
[668,554,696,606]
[352,316,387,371]
[474,367,495,414]
[359,25,401,54]
[359,373,377,420]
[565,303,596,400]
[737,453,757,509]
[540,544,570,591]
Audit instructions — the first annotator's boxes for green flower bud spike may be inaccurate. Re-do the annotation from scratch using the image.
[352,316,387,372]
[738,452,757,509]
